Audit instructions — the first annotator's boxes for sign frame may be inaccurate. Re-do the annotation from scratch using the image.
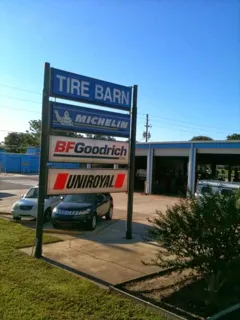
[35,63,137,259]
[49,136,129,164]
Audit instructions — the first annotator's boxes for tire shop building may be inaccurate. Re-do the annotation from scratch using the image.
[134,140,240,196]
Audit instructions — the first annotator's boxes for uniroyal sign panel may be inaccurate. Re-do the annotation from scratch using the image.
[49,136,129,164]
[47,169,128,195]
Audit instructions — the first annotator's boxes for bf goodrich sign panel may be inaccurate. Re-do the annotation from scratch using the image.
[47,169,128,195]
[49,136,129,164]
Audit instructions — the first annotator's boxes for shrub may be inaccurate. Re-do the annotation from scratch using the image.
[147,190,240,303]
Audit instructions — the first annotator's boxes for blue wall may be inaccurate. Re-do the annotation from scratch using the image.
[0,152,81,173]
[0,153,39,173]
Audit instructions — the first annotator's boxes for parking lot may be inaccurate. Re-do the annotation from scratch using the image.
[0,173,179,285]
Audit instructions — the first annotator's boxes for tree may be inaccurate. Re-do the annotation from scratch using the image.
[190,136,213,141]
[227,133,240,140]
[85,134,116,141]
[3,132,29,153]
[52,130,84,138]
[0,143,5,152]
[147,190,240,304]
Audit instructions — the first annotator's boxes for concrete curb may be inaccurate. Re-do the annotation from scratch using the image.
[207,303,240,320]
[0,212,11,215]
[114,267,177,288]
[109,286,188,320]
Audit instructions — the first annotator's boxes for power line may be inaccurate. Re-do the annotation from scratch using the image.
[139,110,240,132]
[149,118,234,135]
[0,94,41,105]
[0,86,238,136]
[151,114,240,131]
[0,81,238,132]
[0,84,41,95]
[0,105,40,114]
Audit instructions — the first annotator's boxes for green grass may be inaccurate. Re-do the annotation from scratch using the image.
[0,219,166,320]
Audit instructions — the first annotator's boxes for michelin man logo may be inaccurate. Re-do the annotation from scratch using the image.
[54,110,73,126]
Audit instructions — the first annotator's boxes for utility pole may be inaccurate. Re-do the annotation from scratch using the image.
[143,114,151,142]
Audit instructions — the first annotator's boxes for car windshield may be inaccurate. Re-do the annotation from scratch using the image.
[63,194,96,203]
[25,187,38,199]
[220,188,234,196]
[200,186,211,194]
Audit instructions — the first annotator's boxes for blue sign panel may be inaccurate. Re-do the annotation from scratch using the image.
[51,68,132,111]
[51,102,130,138]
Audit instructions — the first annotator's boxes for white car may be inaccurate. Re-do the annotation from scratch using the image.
[11,186,61,222]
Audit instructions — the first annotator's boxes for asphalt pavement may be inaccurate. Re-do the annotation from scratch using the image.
[0,175,38,191]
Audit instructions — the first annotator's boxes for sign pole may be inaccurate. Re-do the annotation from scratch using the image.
[35,62,51,258]
[126,85,138,239]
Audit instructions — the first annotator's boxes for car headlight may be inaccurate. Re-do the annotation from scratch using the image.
[12,202,19,210]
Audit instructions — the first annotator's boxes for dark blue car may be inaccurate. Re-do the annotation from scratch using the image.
[51,193,113,230]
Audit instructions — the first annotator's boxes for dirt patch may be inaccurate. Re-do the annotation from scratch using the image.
[123,269,240,319]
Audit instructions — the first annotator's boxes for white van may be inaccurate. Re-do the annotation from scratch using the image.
[195,180,240,198]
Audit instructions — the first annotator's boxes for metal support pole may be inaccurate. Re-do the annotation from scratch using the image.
[126,85,138,240]
[35,62,51,258]
[228,165,232,182]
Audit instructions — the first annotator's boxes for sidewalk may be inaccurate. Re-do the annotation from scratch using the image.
[0,173,38,178]
[22,216,161,285]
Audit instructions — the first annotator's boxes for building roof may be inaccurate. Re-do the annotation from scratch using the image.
[136,140,240,149]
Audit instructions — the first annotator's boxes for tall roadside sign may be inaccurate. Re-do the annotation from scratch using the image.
[35,63,137,258]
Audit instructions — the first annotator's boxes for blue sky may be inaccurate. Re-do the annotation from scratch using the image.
[0,0,239,142]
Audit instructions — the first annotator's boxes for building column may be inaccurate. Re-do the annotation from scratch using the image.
[145,147,153,194]
[228,165,232,182]
[87,164,91,169]
[187,145,196,195]
[114,164,119,169]
[211,163,216,179]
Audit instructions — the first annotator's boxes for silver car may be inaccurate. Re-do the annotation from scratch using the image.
[11,186,61,222]
[195,180,240,198]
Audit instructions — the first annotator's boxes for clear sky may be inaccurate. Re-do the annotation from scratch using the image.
[0,0,239,143]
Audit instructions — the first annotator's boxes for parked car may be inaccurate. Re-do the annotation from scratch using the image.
[195,180,240,198]
[51,193,113,230]
[11,186,61,222]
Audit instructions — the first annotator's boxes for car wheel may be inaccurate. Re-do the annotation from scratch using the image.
[13,217,21,221]
[44,208,52,223]
[51,220,59,229]
[87,213,97,231]
[105,206,113,220]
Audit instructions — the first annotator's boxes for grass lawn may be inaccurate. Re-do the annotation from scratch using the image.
[0,219,167,320]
